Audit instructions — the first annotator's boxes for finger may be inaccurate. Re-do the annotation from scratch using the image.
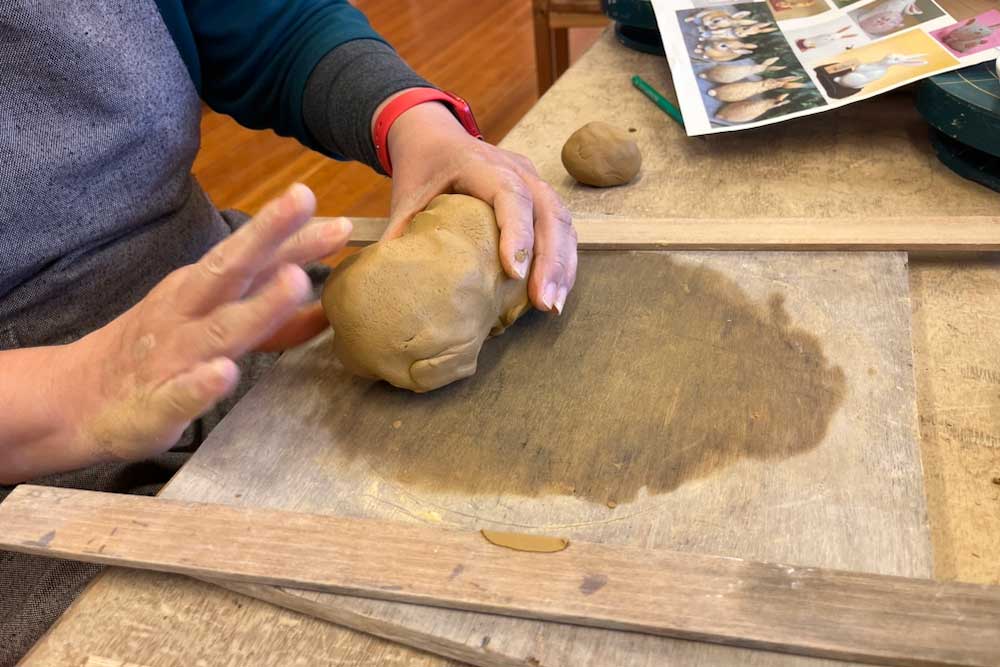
[491,176,536,281]
[452,165,535,280]
[385,178,444,240]
[246,217,352,295]
[526,181,577,313]
[185,264,311,363]
[507,152,540,177]
[146,357,240,433]
[254,301,329,352]
[272,218,352,267]
[178,184,317,315]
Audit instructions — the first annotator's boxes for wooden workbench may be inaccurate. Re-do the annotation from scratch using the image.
[23,21,999,667]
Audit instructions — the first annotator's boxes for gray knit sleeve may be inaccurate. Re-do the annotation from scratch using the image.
[303,39,433,174]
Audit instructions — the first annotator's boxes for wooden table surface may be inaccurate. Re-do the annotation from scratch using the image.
[23,19,1000,667]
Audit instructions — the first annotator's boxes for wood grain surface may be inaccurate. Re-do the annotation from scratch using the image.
[910,259,1000,585]
[499,27,1000,588]
[27,27,994,667]
[7,485,998,667]
[338,214,1000,251]
[29,568,459,667]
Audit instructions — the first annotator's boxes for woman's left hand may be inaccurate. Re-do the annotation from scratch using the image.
[382,99,578,315]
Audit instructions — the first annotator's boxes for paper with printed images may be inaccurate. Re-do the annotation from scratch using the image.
[651,0,1000,135]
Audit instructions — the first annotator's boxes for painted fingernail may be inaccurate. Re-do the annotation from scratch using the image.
[541,282,558,311]
[554,286,569,315]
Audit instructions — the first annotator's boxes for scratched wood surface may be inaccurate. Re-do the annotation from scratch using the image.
[498,25,1000,589]
[196,249,929,667]
[910,259,1000,586]
[7,486,999,667]
[26,22,997,667]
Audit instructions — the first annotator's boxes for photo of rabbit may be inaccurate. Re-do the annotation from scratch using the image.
[847,0,945,39]
[931,10,1000,57]
[677,3,827,126]
[767,0,833,21]
[699,21,778,41]
[785,16,870,63]
[693,38,760,62]
[684,8,758,30]
[707,75,807,102]
[814,28,957,98]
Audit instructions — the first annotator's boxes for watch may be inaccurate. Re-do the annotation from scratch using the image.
[372,88,483,176]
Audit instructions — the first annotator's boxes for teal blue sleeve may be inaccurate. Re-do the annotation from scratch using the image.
[155,0,385,152]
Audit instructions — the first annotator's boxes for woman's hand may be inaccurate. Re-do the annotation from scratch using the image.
[0,185,350,483]
[382,98,578,314]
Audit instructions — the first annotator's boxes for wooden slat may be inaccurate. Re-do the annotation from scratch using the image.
[3,486,998,667]
[335,215,1000,252]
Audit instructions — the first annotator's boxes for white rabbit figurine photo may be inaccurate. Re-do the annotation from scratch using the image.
[942,16,999,53]
[795,26,859,51]
[833,52,927,89]
[855,0,924,36]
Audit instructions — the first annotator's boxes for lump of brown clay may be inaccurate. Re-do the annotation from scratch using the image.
[321,194,529,393]
[561,121,642,187]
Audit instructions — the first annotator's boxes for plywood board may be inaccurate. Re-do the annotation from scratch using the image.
[909,258,1000,585]
[498,27,1000,592]
[18,569,458,667]
[24,250,926,667]
[6,486,998,667]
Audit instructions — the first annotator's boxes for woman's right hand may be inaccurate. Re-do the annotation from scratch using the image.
[2,184,350,483]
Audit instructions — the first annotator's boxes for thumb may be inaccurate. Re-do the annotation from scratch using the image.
[386,178,440,240]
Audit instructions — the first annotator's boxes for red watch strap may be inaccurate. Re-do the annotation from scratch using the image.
[373,88,483,176]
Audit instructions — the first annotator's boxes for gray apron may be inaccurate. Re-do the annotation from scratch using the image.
[0,3,276,663]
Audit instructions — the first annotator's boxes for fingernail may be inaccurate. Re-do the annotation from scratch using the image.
[541,282,558,311]
[287,183,315,211]
[554,286,569,315]
[513,248,529,280]
[281,264,311,299]
[331,217,352,237]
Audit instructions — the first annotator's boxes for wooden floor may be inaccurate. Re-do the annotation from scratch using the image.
[193,0,603,218]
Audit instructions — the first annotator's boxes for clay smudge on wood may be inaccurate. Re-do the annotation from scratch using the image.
[22,530,55,548]
[480,530,569,553]
[580,574,608,595]
[322,253,847,504]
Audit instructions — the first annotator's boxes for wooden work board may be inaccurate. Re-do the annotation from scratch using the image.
[25,13,999,667]
[24,251,929,667]
[497,16,1000,588]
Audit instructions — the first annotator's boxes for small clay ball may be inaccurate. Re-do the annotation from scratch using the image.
[561,121,642,187]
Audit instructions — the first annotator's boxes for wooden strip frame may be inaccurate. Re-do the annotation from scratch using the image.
[332,215,1000,252]
[3,485,998,667]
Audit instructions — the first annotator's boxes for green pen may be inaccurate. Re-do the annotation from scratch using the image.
[631,75,685,130]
